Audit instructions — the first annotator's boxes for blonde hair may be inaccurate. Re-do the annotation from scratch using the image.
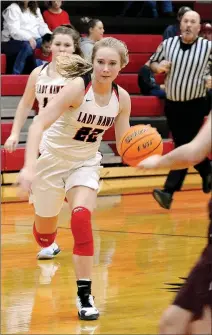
[92,37,129,69]
[56,37,129,78]
[56,54,92,78]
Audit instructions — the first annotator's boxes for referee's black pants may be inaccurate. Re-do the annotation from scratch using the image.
[164,97,211,193]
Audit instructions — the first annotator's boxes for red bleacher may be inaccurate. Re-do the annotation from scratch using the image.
[1,73,165,95]
[1,123,13,145]
[104,34,162,53]
[122,53,152,73]
[194,2,212,20]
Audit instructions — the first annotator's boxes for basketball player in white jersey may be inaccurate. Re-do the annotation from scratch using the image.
[4,25,82,260]
[17,37,131,320]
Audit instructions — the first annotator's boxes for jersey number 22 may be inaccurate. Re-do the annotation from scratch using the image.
[73,127,104,143]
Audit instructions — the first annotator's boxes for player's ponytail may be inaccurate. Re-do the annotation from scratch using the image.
[56,54,93,78]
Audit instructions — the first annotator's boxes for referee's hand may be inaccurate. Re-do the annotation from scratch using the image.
[158,60,171,74]
[205,76,212,89]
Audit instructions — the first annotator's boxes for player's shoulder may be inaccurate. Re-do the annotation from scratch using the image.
[63,76,86,106]
[116,85,131,114]
[29,65,46,80]
[117,85,130,102]
[66,76,87,92]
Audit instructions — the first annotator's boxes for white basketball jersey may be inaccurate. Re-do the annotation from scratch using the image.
[39,73,120,161]
[35,64,71,153]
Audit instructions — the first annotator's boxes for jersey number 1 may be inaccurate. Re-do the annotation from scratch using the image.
[73,127,104,143]
[43,97,48,108]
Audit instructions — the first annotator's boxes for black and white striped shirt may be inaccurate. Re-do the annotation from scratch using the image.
[150,36,212,101]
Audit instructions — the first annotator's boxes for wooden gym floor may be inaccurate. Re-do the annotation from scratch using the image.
[1,190,210,334]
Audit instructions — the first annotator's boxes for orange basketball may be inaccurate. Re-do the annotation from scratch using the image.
[119,125,163,167]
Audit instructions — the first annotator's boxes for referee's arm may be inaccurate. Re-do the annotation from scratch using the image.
[149,41,169,74]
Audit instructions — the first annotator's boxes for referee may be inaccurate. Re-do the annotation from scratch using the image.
[150,10,212,210]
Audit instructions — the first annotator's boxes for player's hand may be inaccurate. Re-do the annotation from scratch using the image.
[17,166,36,195]
[137,155,163,169]
[4,133,19,153]
[158,60,171,74]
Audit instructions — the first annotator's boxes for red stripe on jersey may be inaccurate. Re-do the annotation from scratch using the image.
[85,82,92,95]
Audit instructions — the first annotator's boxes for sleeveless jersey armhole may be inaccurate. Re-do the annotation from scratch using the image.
[112,82,119,101]
[81,73,92,94]
[39,62,49,74]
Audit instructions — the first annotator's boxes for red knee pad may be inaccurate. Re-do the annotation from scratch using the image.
[33,223,57,248]
[71,207,93,256]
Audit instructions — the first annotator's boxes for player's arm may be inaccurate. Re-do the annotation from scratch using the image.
[139,112,212,170]
[4,66,42,152]
[23,77,85,171]
[114,87,131,155]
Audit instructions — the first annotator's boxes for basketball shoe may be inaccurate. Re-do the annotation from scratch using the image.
[76,280,99,320]
[37,242,61,260]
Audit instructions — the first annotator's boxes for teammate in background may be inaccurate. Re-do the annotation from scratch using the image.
[139,112,212,335]
[17,37,131,320]
[4,25,83,259]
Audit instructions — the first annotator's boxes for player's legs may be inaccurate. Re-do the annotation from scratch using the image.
[160,243,212,334]
[65,153,101,320]
[159,305,192,334]
[30,151,67,259]
[35,214,61,260]
[189,305,212,335]
[66,186,97,280]
[66,186,99,321]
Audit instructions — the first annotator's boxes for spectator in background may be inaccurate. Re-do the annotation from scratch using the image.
[146,1,174,18]
[80,17,104,61]
[138,60,166,98]
[163,6,191,40]
[120,1,174,18]
[1,1,51,74]
[43,1,70,32]
[34,33,52,66]
[201,22,212,40]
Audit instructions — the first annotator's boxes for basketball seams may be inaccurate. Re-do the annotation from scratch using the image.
[119,126,151,157]
[123,139,162,166]
[122,131,160,158]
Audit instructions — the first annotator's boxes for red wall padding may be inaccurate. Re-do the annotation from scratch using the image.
[2,73,165,96]
[163,140,174,155]
[104,34,162,53]
[3,148,25,171]
[122,53,152,73]
[1,149,5,170]
[131,96,164,117]
[1,123,13,145]
[194,3,212,20]
[116,74,140,94]
[1,75,28,96]
[103,126,115,141]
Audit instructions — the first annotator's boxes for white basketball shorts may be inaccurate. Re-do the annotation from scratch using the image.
[29,150,102,217]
